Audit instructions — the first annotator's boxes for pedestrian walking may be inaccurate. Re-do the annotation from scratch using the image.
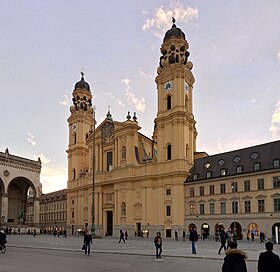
[246,230,250,243]
[146,231,149,239]
[63,229,67,238]
[189,228,198,254]
[154,232,162,259]
[251,232,255,241]
[222,241,247,272]
[183,230,186,241]
[124,231,128,240]
[119,230,125,243]
[259,231,266,243]
[175,230,178,241]
[226,228,232,249]
[218,228,227,255]
[33,229,36,237]
[258,241,280,272]
[83,230,92,256]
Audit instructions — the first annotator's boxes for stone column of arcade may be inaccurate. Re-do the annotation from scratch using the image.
[1,193,8,223]
[33,197,40,226]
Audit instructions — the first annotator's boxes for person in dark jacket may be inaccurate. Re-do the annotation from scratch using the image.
[222,241,247,272]
[119,230,125,243]
[258,241,280,272]
[189,228,198,254]
[83,230,92,255]
[218,229,227,255]
[154,232,162,259]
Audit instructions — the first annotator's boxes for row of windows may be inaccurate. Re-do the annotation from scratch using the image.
[205,157,279,168]
[194,159,280,180]
[39,213,66,222]
[169,197,280,217]
[40,202,66,212]
[190,199,268,215]
[189,177,280,197]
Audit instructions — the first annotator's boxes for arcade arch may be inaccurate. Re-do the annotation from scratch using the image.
[7,177,36,224]
[0,149,41,227]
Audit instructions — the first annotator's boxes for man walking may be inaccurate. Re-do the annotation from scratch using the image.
[83,230,92,256]
[258,241,280,272]
[189,228,198,254]
[154,232,162,259]
[218,228,227,255]
[119,230,125,243]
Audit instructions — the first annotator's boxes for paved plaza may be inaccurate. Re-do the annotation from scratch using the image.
[1,234,279,272]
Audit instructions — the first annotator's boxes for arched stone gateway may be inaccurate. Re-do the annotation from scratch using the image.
[230,221,242,240]
[0,149,41,227]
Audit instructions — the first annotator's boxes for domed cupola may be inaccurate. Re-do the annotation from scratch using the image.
[74,72,90,91]
[163,17,186,42]
[157,18,192,75]
[70,72,93,114]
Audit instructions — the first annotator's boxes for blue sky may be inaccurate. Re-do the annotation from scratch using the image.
[1,1,280,193]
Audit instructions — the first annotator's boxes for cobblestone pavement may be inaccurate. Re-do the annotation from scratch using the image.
[6,234,280,262]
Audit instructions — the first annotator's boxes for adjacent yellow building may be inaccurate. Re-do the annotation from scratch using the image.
[185,141,280,240]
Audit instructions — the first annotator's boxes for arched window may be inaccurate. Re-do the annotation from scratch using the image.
[167,144,172,160]
[107,151,113,171]
[73,168,76,180]
[167,95,171,110]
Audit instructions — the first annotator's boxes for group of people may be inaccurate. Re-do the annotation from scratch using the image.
[222,240,280,272]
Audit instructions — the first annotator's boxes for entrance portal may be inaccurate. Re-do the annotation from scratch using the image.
[230,221,242,240]
[106,211,113,236]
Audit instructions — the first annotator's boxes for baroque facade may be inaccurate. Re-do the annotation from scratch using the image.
[0,148,41,227]
[66,20,280,240]
[67,20,197,238]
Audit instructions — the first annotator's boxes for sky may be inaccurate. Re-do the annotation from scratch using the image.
[1,0,280,194]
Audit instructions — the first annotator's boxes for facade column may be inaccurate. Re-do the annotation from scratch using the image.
[1,193,8,223]
[33,197,40,226]
[98,192,103,226]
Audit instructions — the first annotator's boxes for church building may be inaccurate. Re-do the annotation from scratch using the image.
[66,20,280,240]
[66,20,197,238]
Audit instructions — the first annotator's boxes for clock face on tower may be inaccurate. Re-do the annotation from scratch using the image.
[164,81,173,91]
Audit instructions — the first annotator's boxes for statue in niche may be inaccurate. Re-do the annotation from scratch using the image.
[121,146,126,160]
[121,202,126,216]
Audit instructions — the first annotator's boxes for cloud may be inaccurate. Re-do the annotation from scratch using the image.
[59,94,70,106]
[27,132,36,146]
[277,49,280,61]
[270,100,280,138]
[139,67,153,79]
[105,92,125,107]
[142,3,198,38]
[126,90,146,112]
[41,166,67,194]
[122,79,131,87]
[121,79,146,112]
[251,99,256,104]
[200,137,266,155]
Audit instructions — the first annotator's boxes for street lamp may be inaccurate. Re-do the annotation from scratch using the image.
[91,106,96,237]
[231,179,237,241]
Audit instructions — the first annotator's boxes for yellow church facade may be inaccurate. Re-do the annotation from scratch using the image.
[66,21,197,237]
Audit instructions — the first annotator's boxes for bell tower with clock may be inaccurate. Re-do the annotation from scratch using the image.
[67,72,94,186]
[154,18,197,168]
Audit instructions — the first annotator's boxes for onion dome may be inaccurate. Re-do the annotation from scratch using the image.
[74,72,90,91]
[163,17,186,42]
